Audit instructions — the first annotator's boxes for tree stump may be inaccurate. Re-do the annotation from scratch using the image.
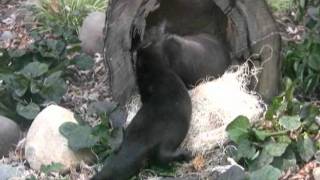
[103,0,281,104]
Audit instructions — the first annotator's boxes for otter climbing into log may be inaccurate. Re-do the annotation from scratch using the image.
[92,39,192,180]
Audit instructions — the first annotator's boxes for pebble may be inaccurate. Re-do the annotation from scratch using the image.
[0,116,22,157]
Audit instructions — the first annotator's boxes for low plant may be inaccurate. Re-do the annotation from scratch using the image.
[226,79,320,179]
[283,6,320,97]
[60,102,178,178]
[267,0,294,12]
[59,102,123,161]
[0,29,94,123]
[35,0,107,34]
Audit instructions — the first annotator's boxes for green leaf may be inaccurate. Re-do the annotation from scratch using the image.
[19,62,49,78]
[59,122,79,138]
[40,71,67,102]
[40,162,64,174]
[60,123,98,151]
[6,75,29,97]
[16,102,40,120]
[249,149,274,171]
[297,134,316,162]
[272,148,297,171]
[30,80,41,94]
[266,96,286,119]
[8,49,26,58]
[279,115,301,130]
[226,115,251,144]
[236,139,257,160]
[249,165,281,180]
[72,54,94,70]
[253,129,270,141]
[265,142,289,157]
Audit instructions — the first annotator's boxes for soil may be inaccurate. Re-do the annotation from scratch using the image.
[0,0,318,180]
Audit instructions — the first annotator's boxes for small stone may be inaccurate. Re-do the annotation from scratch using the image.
[79,12,105,55]
[0,164,25,179]
[25,105,94,171]
[0,0,11,5]
[109,109,127,128]
[88,101,117,115]
[23,0,40,6]
[0,31,15,41]
[0,116,22,157]
[313,167,320,180]
[217,165,246,180]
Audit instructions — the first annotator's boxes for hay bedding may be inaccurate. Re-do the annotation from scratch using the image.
[125,63,266,179]
[126,63,265,154]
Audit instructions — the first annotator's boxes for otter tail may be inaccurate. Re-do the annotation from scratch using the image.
[92,143,148,180]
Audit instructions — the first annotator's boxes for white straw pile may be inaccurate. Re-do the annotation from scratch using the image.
[126,63,266,154]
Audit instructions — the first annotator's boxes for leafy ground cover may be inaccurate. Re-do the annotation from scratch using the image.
[0,0,320,179]
[0,22,94,125]
[227,0,320,178]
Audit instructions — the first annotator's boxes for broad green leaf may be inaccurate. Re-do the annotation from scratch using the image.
[40,162,64,174]
[226,116,251,144]
[8,49,26,58]
[297,134,316,162]
[272,148,297,171]
[30,80,41,94]
[16,102,40,120]
[249,149,274,171]
[249,165,281,180]
[266,96,286,120]
[6,75,29,97]
[236,139,256,160]
[308,49,320,71]
[60,123,98,151]
[253,129,270,141]
[279,115,301,130]
[265,142,288,157]
[40,71,67,102]
[43,71,63,87]
[72,54,94,70]
[59,122,79,138]
[20,62,49,78]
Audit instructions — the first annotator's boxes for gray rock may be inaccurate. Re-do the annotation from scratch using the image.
[0,116,22,157]
[0,0,11,5]
[0,164,25,179]
[0,31,15,41]
[23,0,40,6]
[217,165,246,180]
[160,177,198,180]
[79,12,106,55]
[25,105,94,171]
[109,109,127,128]
[314,167,320,180]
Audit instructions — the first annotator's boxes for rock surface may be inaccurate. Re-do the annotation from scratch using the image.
[0,164,25,179]
[217,165,246,180]
[0,31,15,41]
[79,12,105,55]
[0,116,22,157]
[314,167,320,180]
[25,105,94,171]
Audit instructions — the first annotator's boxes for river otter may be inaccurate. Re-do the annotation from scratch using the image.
[92,41,192,180]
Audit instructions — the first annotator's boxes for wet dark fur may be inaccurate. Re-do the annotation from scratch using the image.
[162,33,231,88]
[92,42,192,180]
[141,21,231,88]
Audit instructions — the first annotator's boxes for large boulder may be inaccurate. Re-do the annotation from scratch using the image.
[25,105,94,171]
[79,12,106,55]
[0,116,22,157]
